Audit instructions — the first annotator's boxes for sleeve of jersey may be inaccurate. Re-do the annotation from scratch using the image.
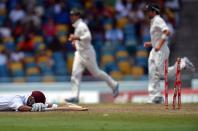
[157,19,169,32]
[79,25,92,41]
[9,96,24,111]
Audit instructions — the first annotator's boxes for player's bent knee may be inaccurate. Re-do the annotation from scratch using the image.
[71,76,79,82]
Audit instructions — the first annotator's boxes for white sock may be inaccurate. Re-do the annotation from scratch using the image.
[180,58,186,69]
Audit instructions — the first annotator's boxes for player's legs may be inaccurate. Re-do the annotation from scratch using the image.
[148,57,162,103]
[148,49,169,103]
[84,49,119,96]
[69,52,85,100]
[167,57,195,78]
[180,57,195,72]
[167,64,176,78]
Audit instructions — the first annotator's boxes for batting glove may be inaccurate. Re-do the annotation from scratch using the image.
[52,104,58,109]
[31,103,46,112]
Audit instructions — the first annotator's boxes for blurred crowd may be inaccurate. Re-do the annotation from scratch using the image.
[0,0,182,82]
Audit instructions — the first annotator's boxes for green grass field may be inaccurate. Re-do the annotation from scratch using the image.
[0,104,198,131]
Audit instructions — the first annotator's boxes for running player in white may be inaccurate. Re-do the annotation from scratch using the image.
[144,3,195,104]
[66,9,119,103]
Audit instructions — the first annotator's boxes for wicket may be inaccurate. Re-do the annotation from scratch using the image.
[164,58,182,109]
[164,59,169,109]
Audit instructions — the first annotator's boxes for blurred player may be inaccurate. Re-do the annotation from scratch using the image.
[144,3,195,104]
[0,91,47,112]
[66,9,119,103]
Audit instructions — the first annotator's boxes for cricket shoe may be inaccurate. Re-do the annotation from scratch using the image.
[152,96,164,104]
[181,57,195,72]
[65,97,79,103]
[113,82,119,98]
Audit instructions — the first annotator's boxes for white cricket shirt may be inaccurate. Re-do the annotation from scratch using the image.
[72,19,92,52]
[150,15,169,49]
[0,95,28,111]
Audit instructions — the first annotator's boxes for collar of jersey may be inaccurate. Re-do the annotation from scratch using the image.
[72,19,82,28]
[151,15,159,24]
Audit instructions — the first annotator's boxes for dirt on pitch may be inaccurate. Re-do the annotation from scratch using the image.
[83,103,198,115]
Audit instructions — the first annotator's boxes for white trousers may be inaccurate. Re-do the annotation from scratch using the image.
[148,46,177,101]
[71,47,117,98]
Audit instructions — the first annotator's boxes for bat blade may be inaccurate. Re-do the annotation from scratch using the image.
[44,106,88,111]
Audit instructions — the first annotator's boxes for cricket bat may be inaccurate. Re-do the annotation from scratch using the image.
[44,103,88,111]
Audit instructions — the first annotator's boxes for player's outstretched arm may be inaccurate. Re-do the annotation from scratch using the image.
[18,103,46,112]
[18,105,32,112]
